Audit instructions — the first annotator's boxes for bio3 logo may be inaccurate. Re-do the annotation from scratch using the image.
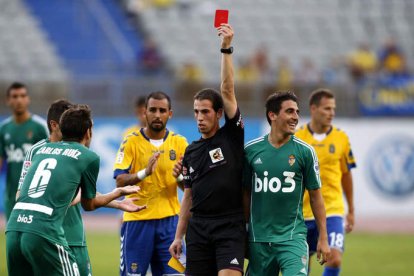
[254,171,296,193]
[17,214,33,224]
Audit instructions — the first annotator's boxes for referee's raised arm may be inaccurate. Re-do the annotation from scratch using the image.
[218,24,237,119]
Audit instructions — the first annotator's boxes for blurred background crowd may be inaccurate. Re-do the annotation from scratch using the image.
[0,0,413,118]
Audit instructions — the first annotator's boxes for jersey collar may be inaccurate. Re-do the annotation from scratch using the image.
[307,123,333,136]
[140,128,170,142]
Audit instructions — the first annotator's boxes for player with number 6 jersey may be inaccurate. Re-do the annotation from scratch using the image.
[6,106,140,276]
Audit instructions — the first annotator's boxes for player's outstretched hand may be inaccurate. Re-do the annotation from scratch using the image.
[316,239,331,265]
[116,185,140,196]
[345,212,355,233]
[145,151,161,176]
[117,197,147,213]
[172,157,183,178]
[169,238,182,259]
[217,23,233,49]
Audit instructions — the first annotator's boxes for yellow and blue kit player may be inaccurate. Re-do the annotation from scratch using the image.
[113,92,187,276]
[296,89,356,276]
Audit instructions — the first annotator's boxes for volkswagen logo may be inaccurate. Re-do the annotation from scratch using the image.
[367,136,414,198]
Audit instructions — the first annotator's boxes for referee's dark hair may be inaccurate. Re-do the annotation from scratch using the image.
[60,105,93,142]
[46,99,73,133]
[309,88,335,107]
[146,91,171,110]
[6,82,27,97]
[265,91,298,125]
[194,88,224,112]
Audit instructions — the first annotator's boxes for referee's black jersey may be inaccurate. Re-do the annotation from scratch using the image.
[182,108,245,217]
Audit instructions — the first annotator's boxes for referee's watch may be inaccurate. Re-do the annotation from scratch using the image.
[220,46,233,54]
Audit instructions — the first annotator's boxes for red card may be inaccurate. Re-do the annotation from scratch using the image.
[214,10,229,28]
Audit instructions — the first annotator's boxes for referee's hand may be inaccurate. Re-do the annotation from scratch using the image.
[169,238,182,259]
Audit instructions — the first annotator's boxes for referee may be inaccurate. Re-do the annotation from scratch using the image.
[169,24,245,276]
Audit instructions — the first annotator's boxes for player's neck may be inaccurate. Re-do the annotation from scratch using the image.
[144,127,166,140]
[13,111,30,124]
[49,132,60,143]
[268,129,291,148]
[309,121,330,134]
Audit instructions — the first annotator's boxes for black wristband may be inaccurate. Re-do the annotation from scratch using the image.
[220,46,233,54]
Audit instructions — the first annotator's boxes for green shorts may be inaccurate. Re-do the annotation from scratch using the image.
[6,231,80,276]
[71,245,92,276]
[248,239,309,276]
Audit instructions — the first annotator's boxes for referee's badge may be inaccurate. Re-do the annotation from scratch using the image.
[209,148,224,163]
[169,149,176,160]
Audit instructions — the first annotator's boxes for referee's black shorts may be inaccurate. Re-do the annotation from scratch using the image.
[185,213,246,276]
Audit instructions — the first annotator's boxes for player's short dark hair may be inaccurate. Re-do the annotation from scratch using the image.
[60,105,93,142]
[265,91,298,125]
[309,89,335,106]
[194,88,224,112]
[6,82,27,97]
[135,96,146,108]
[46,99,73,133]
[146,91,171,110]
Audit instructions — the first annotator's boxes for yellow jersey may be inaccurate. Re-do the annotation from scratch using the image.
[122,125,141,139]
[113,128,188,221]
[295,124,356,219]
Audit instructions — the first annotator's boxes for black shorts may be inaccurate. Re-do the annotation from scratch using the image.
[185,214,246,276]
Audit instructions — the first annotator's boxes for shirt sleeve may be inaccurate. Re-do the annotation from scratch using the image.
[340,135,357,173]
[18,150,34,191]
[113,136,135,179]
[81,156,100,199]
[304,146,321,191]
[223,108,244,146]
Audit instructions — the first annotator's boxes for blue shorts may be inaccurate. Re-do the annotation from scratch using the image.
[120,215,182,276]
[305,216,345,254]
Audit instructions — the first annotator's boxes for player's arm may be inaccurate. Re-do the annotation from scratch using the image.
[72,188,146,212]
[81,186,140,211]
[308,188,330,265]
[169,187,192,259]
[341,171,354,233]
[115,152,160,187]
[218,24,237,119]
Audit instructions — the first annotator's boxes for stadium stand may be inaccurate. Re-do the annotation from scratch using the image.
[134,0,414,82]
[0,0,67,82]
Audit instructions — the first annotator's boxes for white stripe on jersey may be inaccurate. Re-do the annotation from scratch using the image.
[32,114,49,134]
[25,139,47,162]
[244,136,265,149]
[293,137,321,187]
[13,202,53,215]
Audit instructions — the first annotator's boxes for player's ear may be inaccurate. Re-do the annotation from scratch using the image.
[268,111,277,121]
[217,108,223,119]
[168,109,173,119]
[49,120,59,131]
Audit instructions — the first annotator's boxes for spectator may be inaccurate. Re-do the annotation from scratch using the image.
[348,42,377,81]
[275,56,294,90]
[139,38,164,74]
[378,38,407,76]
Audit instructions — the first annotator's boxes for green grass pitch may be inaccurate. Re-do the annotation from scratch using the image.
[1,232,413,275]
